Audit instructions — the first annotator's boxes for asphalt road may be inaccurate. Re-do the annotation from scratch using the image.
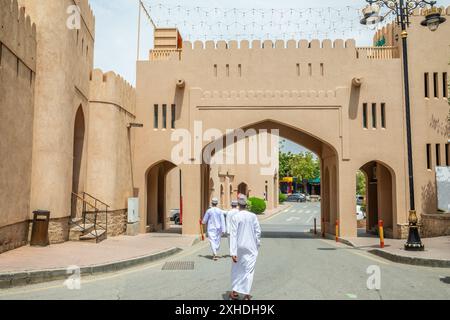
[0,203,449,300]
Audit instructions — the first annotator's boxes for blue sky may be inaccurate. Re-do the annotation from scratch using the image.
[90,0,450,85]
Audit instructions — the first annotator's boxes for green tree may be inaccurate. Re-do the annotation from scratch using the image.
[290,152,320,181]
[356,170,366,196]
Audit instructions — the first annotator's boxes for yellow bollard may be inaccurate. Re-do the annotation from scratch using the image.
[379,220,385,248]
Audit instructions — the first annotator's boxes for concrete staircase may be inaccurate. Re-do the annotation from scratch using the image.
[69,218,107,243]
[70,192,110,244]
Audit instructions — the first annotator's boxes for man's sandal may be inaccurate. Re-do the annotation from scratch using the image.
[229,292,239,300]
[243,295,252,300]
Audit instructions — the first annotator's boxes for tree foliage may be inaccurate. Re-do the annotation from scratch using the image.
[356,170,366,196]
[279,148,320,182]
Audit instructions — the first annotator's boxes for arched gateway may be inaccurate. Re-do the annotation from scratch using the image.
[130,28,440,240]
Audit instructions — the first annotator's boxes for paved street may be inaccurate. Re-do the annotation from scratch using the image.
[0,203,449,300]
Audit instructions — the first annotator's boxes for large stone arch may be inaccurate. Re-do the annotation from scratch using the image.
[198,119,340,232]
[144,160,178,232]
[358,160,397,238]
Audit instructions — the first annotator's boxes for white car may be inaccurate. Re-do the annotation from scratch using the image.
[356,205,366,220]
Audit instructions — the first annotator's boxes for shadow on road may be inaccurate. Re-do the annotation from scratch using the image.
[440,277,450,284]
[261,231,316,239]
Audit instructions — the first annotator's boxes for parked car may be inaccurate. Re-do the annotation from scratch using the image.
[169,209,181,225]
[286,193,306,202]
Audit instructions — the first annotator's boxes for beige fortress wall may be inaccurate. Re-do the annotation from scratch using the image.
[135,36,408,237]
[0,0,36,253]
[86,69,136,236]
[17,0,95,243]
[135,9,450,238]
[374,9,450,223]
[405,11,450,219]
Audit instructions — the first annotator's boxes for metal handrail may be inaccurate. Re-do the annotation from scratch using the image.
[82,192,110,208]
[71,192,110,241]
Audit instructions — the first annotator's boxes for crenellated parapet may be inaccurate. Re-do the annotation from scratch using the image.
[182,39,357,50]
[411,5,450,16]
[89,69,136,116]
[74,0,95,38]
[0,0,36,71]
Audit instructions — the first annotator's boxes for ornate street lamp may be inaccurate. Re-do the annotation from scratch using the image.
[360,0,446,251]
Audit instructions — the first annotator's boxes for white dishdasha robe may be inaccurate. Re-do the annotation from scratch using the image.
[202,207,226,255]
[226,208,239,249]
[229,210,261,295]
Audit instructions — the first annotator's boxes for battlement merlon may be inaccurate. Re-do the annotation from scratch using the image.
[74,0,95,39]
[89,69,136,116]
[0,0,37,71]
[182,39,357,50]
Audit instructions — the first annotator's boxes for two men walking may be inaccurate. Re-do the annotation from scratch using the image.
[202,195,261,300]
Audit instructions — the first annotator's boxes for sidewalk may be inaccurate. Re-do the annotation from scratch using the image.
[0,232,199,288]
[340,235,450,268]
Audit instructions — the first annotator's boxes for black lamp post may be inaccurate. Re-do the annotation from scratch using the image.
[360,0,446,251]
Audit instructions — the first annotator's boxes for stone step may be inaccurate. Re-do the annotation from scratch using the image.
[69,223,95,241]
[79,229,107,243]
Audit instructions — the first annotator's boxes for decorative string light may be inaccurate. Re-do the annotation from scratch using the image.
[141,1,393,42]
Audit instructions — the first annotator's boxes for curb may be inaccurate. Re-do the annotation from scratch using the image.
[368,249,450,268]
[326,234,450,269]
[260,204,293,222]
[0,247,183,289]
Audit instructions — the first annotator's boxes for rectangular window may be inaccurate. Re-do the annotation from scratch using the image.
[320,63,324,76]
[371,103,377,128]
[433,72,439,98]
[424,73,429,98]
[363,103,368,129]
[153,104,159,129]
[226,64,229,77]
[308,63,312,76]
[162,104,167,129]
[171,104,176,129]
[446,143,449,166]
[381,103,386,128]
[214,64,217,77]
[296,63,300,76]
[436,144,441,166]
[238,64,242,77]
[443,72,448,98]
[427,144,432,169]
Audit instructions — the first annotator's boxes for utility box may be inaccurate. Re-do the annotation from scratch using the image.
[30,210,50,246]
[127,198,140,236]
[127,198,139,223]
